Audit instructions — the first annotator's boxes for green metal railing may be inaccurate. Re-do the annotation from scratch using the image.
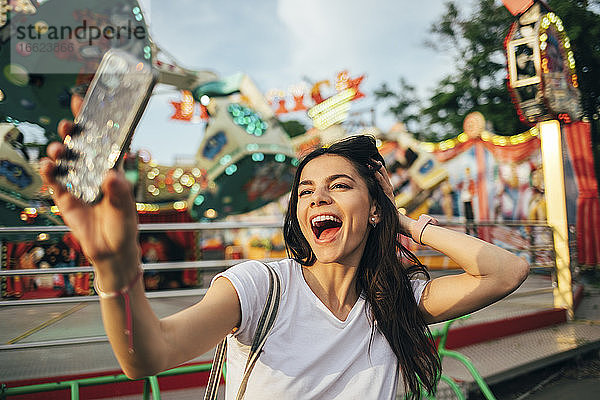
[0,362,216,400]
[419,315,496,400]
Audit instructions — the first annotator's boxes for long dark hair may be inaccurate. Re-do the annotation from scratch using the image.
[283,135,441,398]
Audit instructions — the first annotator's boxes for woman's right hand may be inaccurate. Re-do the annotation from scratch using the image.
[39,94,141,288]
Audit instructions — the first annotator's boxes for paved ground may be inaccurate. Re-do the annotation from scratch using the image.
[468,286,600,400]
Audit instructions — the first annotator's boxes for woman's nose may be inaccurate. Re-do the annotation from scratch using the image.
[310,188,332,206]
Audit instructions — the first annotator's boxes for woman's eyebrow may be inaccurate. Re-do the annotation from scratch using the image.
[298,174,356,187]
[298,179,313,187]
[328,174,356,183]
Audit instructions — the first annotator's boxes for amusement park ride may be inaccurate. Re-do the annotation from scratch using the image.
[0,0,599,315]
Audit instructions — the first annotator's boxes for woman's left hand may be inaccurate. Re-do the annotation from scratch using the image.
[372,161,394,203]
[372,161,414,235]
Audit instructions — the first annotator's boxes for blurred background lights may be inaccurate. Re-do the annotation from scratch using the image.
[225,164,238,175]
[219,154,232,165]
[194,195,205,206]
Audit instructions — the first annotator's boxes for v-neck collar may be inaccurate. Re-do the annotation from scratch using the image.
[296,263,365,326]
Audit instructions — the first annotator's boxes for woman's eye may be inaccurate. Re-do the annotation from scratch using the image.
[331,183,350,190]
[298,189,312,196]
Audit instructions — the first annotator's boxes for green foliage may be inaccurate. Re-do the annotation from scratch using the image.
[375,0,600,143]
[547,0,600,179]
[373,78,425,139]
[547,0,600,118]
[279,119,307,138]
[423,0,529,139]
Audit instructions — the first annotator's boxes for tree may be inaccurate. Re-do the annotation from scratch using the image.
[547,0,600,177]
[373,78,425,139]
[422,0,530,139]
[375,0,600,143]
[279,119,307,138]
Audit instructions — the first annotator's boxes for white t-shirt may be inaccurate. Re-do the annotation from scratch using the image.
[212,259,428,400]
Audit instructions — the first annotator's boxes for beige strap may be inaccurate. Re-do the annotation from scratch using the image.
[204,262,281,400]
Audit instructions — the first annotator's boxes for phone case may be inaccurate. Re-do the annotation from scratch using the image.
[55,49,157,203]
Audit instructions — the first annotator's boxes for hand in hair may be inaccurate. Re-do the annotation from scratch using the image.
[370,160,414,236]
[371,160,395,202]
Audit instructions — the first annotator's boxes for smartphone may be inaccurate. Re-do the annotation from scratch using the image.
[55,49,157,203]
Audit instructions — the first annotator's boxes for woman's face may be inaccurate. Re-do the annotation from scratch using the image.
[296,154,378,267]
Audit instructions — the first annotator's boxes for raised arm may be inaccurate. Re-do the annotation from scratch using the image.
[412,223,529,324]
[373,162,529,324]
[39,96,241,378]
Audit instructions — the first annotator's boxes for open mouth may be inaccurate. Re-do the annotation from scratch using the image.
[311,215,342,240]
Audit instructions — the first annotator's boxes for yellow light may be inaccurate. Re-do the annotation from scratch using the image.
[530,127,539,137]
[136,203,146,211]
[205,208,217,219]
[24,207,37,215]
[421,142,436,152]
[307,88,356,118]
[173,201,187,210]
[439,139,456,151]
[539,120,573,317]
[37,233,49,241]
[492,136,507,146]
[542,18,550,28]
[457,133,468,143]
[147,184,156,192]
[180,174,193,186]
[50,205,60,214]
[311,101,351,130]
[192,168,201,177]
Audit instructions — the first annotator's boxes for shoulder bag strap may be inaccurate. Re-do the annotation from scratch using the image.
[203,262,282,400]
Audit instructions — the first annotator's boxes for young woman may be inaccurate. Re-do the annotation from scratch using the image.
[40,103,529,398]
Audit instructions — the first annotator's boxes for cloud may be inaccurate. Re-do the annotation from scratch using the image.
[132,0,467,164]
[276,0,454,92]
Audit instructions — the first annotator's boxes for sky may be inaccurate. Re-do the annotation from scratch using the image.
[132,0,475,165]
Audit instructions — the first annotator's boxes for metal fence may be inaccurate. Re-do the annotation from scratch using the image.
[0,219,561,352]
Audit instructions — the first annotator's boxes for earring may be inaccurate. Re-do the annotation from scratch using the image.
[370,217,377,228]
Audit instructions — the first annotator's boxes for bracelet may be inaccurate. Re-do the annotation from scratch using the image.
[410,214,438,245]
[94,268,143,354]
